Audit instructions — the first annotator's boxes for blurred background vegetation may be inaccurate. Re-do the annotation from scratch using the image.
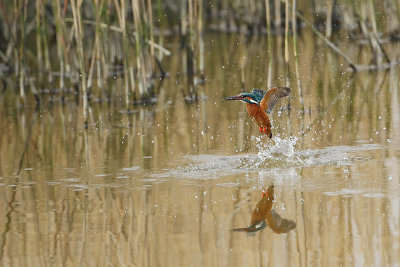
[0,0,399,126]
[1,4,399,264]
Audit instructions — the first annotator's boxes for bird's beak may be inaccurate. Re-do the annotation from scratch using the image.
[223,95,243,101]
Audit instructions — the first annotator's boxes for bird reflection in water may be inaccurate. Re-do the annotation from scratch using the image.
[232,185,296,234]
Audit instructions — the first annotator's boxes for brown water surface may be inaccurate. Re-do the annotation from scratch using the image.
[1,32,399,266]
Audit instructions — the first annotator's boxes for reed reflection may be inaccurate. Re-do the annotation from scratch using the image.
[232,185,296,234]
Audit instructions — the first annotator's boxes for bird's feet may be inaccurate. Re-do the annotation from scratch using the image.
[258,126,267,134]
[259,126,272,138]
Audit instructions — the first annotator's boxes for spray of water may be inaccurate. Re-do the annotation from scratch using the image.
[253,136,298,160]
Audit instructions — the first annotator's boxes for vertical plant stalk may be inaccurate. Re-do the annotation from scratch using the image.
[87,0,106,99]
[5,1,19,64]
[351,0,386,66]
[181,0,187,36]
[133,0,143,97]
[95,0,106,99]
[35,0,43,78]
[274,0,281,28]
[101,0,112,98]
[52,0,66,101]
[396,1,400,31]
[197,0,204,79]
[144,0,154,90]
[71,0,89,128]
[284,0,289,64]
[367,0,390,64]
[86,1,100,92]
[132,0,150,98]
[154,0,169,81]
[156,0,164,61]
[239,36,246,90]
[292,0,304,111]
[19,0,28,105]
[284,0,290,89]
[19,63,25,105]
[115,0,134,107]
[119,0,130,107]
[126,1,135,102]
[326,0,333,38]
[87,36,98,91]
[265,0,272,87]
[186,0,196,98]
[359,2,379,64]
[146,0,154,69]
[39,0,52,84]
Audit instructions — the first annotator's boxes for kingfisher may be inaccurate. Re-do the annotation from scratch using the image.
[224,87,291,138]
[232,185,296,234]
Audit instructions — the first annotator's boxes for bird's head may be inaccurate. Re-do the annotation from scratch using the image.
[223,92,261,105]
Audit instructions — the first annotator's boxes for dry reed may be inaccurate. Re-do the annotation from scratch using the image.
[70,0,89,128]
[0,0,399,110]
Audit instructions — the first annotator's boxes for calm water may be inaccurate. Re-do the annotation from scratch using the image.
[1,31,400,266]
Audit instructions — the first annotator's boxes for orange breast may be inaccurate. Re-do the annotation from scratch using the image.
[246,103,271,128]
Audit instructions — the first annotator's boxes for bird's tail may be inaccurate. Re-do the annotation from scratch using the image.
[231,221,267,233]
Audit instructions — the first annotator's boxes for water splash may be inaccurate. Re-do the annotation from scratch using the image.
[149,140,382,181]
[237,136,301,170]
[254,136,298,160]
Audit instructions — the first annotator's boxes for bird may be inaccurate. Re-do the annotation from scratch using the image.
[224,87,291,138]
[232,185,296,234]
[232,185,275,233]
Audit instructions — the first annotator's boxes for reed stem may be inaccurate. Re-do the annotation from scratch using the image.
[326,0,333,38]
[284,0,289,64]
[35,0,43,78]
[265,0,272,87]
[71,0,89,128]
[19,0,27,105]
[197,0,204,78]
[292,0,304,111]
[274,0,282,28]
[52,0,66,101]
